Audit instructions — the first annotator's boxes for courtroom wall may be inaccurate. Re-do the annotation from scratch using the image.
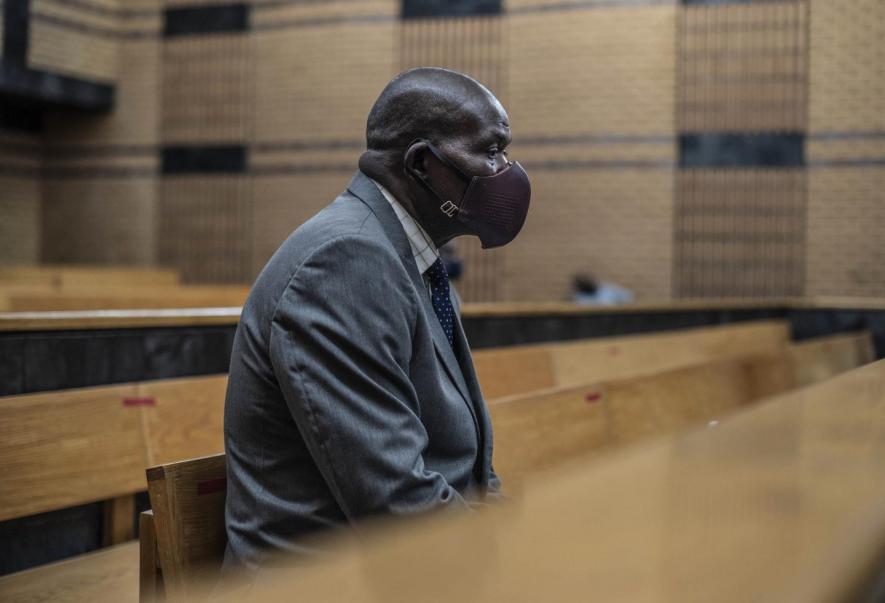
[0,128,41,264]
[40,0,160,266]
[1,0,883,301]
[505,1,675,301]
[805,0,885,298]
[15,0,679,298]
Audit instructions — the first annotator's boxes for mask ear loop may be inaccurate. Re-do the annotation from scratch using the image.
[403,139,470,218]
[422,140,473,183]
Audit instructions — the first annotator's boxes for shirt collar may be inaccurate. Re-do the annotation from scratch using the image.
[371,180,439,276]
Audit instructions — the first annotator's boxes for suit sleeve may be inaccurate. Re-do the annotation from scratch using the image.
[268,235,469,522]
[451,282,503,500]
[488,468,503,495]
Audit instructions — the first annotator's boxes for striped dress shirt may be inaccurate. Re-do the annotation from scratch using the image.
[372,180,441,288]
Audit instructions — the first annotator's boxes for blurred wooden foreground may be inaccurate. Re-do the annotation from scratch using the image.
[233,359,885,603]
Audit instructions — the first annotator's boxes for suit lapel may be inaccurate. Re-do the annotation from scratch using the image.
[346,172,480,434]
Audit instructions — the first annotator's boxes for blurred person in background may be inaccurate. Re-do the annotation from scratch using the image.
[440,240,463,282]
[572,273,634,306]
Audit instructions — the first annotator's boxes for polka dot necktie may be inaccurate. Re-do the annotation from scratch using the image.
[426,259,455,348]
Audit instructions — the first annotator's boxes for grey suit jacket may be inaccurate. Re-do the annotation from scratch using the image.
[223,171,500,572]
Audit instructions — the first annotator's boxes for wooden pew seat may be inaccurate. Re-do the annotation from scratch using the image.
[0,542,138,603]
[472,320,790,398]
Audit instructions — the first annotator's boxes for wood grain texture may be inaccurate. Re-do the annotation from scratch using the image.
[460,298,795,316]
[0,307,242,332]
[473,320,789,399]
[0,542,138,603]
[234,360,885,603]
[0,266,180,289]
[0,384,148,521]
[147,454,227,601]
[550,320,790,387]
[490,353,794,485]
[139,510,162,603]
[2,285,250,312]
[789,331,876,387]
[473,346,555,399]
[138,375,228,466]
[103,495,136,547]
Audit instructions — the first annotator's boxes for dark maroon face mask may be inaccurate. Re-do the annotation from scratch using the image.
[409,140,532,249]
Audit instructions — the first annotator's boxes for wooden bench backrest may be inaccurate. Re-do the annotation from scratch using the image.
[0,326,861,523]
[0,384,148,521]
[2,285,250,312]
[138,375,228,466]
[0,265,180,289]
[471,346,555,398]
[788,331,875,387]
[490,352,794,485]
[147,453,227,601]
[0,375,227,524]
[549,320,791,387]
[473,320,790,398]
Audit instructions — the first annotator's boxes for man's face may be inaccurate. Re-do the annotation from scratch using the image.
[424,96,512,205]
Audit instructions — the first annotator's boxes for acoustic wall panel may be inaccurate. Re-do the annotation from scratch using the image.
[674,0,809,298]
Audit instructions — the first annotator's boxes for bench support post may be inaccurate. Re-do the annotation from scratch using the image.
[139,510,164,602]
[103,494,135,546]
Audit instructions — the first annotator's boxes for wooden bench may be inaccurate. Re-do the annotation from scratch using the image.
[0,384,148,533]
[144,454,228,602]
[131,349,790,598]
[490,352,794,485]
[0,285,251,312]
[0,542,139,603]
[472,320,790,398]
[138,376,227,467]
[0,330,874,600]
[0,384,148,601]
[235,359,885,603]
[0,375,227,601]
[788,330,875,387]
[0,321,793,521]
[132,343,879,599]
[0,264,250,312]
[0,328,867,533]
[0,375,228,531]
[0,265,181,290]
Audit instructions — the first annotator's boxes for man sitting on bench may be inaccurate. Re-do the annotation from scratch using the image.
[223,68,531,575]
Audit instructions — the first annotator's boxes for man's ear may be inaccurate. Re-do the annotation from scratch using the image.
[403,140,430,180]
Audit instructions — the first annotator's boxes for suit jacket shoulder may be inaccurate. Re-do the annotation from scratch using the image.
[243,184,407,349]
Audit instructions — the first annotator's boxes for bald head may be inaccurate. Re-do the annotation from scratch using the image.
[366,67,500,153]
[359,68,513,248]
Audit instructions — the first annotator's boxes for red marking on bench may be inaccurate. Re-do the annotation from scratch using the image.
[197,478,227,496]
[123,397,156,407]
[585,391,602,403]
[608,346,620,356]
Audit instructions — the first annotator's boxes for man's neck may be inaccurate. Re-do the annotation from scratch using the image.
[358,152,465,248]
